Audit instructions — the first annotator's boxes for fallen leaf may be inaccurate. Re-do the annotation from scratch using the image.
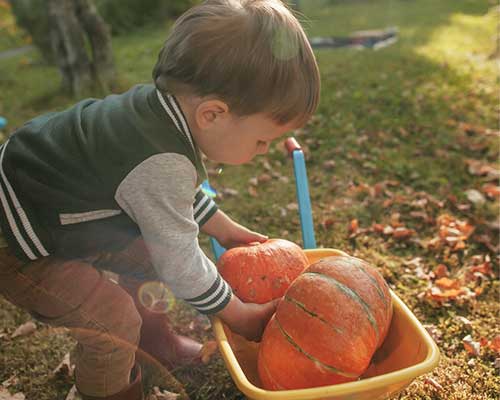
[403,257,423,268]
[1,376,18,388]
[489,335,500,354]
[321,218,335,230]
[383,225,394,235]
[465,159,500,180]
[470,262,493,277]
[427,286,464,301]
[423,324,443,343]
[415,267,430,280]
[152,387,180,400]
[454,316,472,329]
[0,387,25,400]
[433,264,449,278]
[257,173,272,183]
[322,160,336,170]
[348,219,359,234]
[457,122,500,137]
[221,188,239,197]
[200,340,218,364]
[247,186,258,198]
[392,227,415,240]
[52,352,74,378]
[371,223,385,234]
[424,377,444,391]
[463,334,481,356]
[11,321,36,339]
[465,189,486,205]
[482,184,500,199]
[65,386,81,400]
[435,277,461,289]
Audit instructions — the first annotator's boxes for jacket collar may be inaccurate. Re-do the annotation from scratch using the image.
[156,89,195,153]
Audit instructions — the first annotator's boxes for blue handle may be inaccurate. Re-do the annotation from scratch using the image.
[210,237,226,261]
[291,149,317,249]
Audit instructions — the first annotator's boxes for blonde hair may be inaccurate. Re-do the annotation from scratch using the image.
[152,0,320,126]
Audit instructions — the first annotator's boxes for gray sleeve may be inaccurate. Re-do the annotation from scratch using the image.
[115,153,231,314]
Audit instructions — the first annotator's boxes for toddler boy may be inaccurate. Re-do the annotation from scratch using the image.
[0,0,320,398]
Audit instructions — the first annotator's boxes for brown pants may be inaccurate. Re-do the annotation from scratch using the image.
[0,238,157,397]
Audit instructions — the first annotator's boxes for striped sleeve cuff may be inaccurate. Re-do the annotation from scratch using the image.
[184,274,232,314]
[193,187,218,227]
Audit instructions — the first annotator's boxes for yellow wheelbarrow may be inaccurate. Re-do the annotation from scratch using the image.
[209,138,439,400]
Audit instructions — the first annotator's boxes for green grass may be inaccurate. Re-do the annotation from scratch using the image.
[0,0,499,399]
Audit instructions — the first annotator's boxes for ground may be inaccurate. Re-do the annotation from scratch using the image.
[0,0,498,399]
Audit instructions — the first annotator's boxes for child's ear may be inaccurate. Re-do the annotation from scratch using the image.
[195,100,229,129]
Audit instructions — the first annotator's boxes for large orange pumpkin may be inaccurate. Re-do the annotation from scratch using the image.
[217,239,308,304]
[257,254,393,390]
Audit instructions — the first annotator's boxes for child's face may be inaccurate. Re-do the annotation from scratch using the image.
[194,113,296,165]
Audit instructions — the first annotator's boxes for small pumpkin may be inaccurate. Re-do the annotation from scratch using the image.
[258,254,393,390]
[217,239,308,304]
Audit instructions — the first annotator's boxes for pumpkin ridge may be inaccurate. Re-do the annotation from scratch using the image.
[259,357,287,390]
[274,316,359,378]
[354,263,388,307]
[302,271,380,343]
[283,296,344,334]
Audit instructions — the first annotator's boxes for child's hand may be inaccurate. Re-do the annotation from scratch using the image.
[201,209,268,249]
[220,224,268,249]
[215,294,280,342]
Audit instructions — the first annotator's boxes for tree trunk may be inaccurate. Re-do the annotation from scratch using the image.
[74,0,115,91]
[7,0,53,63]
[9,0,116,96]
[48,0,93,96]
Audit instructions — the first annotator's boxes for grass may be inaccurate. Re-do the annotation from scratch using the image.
[0,0,499,399]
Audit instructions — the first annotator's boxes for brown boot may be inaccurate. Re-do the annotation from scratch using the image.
[79,363,143,400]
[119,277,203,370]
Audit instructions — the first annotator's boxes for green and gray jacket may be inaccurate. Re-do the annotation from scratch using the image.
[0,84,232,314]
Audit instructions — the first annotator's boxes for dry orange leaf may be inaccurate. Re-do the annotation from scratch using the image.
[371,223,385,233]
[200,340,218,364]
[470,262,493,276]
[463,335,481,356]
[435,277,461,289]
[433,264,449,278]
[428,287,463,301]
[489,335,500,354]
[482,184,500,199]
[247,186,258,198]
[348,219,359,234]
[392,227,414,240]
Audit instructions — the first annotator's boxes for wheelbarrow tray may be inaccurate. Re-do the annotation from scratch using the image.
[212,248,440,400]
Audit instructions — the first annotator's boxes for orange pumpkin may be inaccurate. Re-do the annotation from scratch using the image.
[217,239,308,304]
[258,254,393,390]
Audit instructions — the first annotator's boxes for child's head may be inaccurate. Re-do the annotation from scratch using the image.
[152,0,320,129]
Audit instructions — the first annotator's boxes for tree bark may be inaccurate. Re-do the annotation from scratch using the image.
[7,0,53,63]
[74,0,115,91]
[9,0,115,96]
[48,0,93,96]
